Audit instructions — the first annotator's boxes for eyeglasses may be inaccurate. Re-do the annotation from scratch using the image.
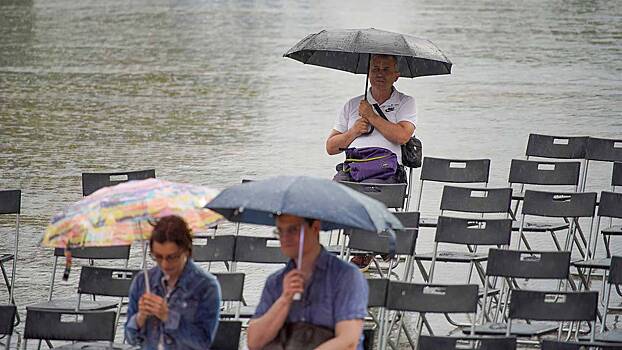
[273,224,303,238]
[149,249,184,263]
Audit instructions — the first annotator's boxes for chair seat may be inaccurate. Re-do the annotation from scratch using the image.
[27,298,119,311]
[0,253,14,263]
[54,342,138,350]
[572,257,611,270]
[419,217,568,233]
[466,322,558,336]
[602,225,622,236]
[220,305,256,319]
[415,251,488,263]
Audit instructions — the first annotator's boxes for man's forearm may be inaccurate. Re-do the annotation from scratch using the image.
[326,130,358,155]
[247,297,291,349]
[315,336,358,350]
[367,116,413,145]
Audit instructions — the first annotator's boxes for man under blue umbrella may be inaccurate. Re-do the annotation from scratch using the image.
[247,214,368,350]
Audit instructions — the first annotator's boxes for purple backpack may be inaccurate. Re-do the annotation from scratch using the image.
[343,147,398,182]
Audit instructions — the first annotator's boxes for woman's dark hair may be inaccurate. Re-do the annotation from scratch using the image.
[150,215,193,255]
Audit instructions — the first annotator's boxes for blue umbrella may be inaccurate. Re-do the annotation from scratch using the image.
[206,176,402,256]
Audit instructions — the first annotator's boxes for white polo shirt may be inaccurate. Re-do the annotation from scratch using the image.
[333,88,417,163]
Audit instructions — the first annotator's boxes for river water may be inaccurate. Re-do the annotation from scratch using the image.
[1,0,621,347]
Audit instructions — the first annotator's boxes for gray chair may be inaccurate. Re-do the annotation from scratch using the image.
[475,249,573,337]
[0,305,16,350]
[506,290,599,342]
[418,335,517,350]
[213,272,244,320]
[22,309,116,349]
[597,256,622,343]
[211,320,242,350]
[585,137,622,192]
[338,181,408,210]
[518,190,597,258]
[0,190,21,308]
[192,235,236,271]
[366,278,390,350]
[384,282,479,350]
[508,159,581,200]
[414,186,512,284]
[81,169,156,196]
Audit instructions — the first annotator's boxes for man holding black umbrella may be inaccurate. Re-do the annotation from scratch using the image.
[247,214,368,350]
[327,54,416,269]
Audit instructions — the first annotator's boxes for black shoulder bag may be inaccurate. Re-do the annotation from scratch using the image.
[372,103,422,168]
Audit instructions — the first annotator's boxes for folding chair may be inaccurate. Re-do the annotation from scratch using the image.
[231,236,288,318]
[475,249,573,337]
[597,255,622,343]
[192,234,236,271]
[584,137,622,192]
[508,158,581,206]
[0,190,21,307]
[213,272,244,320]
[506,290,599,342]
[572,191,622,293]
[346,211,419,279]
[541,339,622,350]
[384,282,479,350]
[518,190,597,259]
[0,305,16,350]
[44,245,132,310]
[211,320,242,350]
[524,134,588,190]
[81,169,156,196]
[22,309,117,349]
[414,186,512,284]
[418,335,516,350]
[366,278,389,350]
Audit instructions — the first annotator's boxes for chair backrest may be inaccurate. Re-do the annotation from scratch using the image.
[509,290,598,322]
[338,181,407,209]
[586,137,622,163]
[541,340,622,350]
[211,320,242,350]
[348,212,419,255]
[0,305,16,336]
[598,191,622,220]
[525,134,587,160]
[233,236,288,264]
[420,157,490,184]
[0,190,20,215]
[486,249,571,280]
[23,309,116,341]
[440,186,512,214]
[54,245,131,260]
[508,159,581,186]
[386,282,478,314]
[367,278,389,308]
[435,217,512,246]
[81,169,156,196]
[607,256,622,285]
[522,190,597,218]
[78,266,139,297]
[418,336,517,350]
[613,162,622,187]
[213,273,245,302]
[192,235,236,262]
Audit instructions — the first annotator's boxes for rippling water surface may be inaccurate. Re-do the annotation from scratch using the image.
[1,0,621,345]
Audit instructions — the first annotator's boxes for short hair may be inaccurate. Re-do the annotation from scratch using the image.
[370,54,399,72]
[150,215,193,255]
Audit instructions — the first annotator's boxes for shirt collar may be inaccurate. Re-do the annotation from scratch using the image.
[367,86,397,106]
[150,258,198,293]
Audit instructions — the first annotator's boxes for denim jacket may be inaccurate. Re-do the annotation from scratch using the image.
[125,259,221,350]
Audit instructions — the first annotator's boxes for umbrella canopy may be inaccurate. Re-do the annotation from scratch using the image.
[42,178,224,248]
[205,175,403,233]
[284,28,452,78]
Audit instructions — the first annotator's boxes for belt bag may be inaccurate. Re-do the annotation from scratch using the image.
[343,147,398,182]
[372,103,422,168]
[263,322,335,350]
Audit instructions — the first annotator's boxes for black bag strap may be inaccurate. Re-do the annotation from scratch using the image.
[362,103,387,135]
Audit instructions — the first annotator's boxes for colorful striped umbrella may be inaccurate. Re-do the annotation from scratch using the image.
[42,178,223,248]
